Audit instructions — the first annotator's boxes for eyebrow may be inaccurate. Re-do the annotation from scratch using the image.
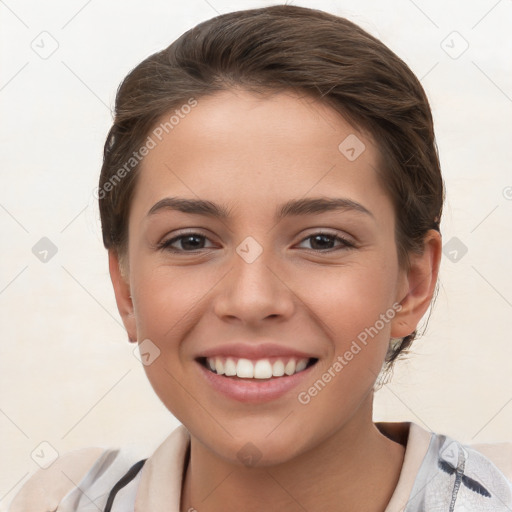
[147,196,374,220]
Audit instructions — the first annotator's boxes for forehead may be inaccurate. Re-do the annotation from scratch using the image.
[131,88,392,225]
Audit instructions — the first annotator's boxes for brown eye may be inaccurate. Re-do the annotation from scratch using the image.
[159,233,214,253]
[298,233,355,252]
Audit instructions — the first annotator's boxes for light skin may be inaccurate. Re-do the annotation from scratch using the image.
[109,88,442,511]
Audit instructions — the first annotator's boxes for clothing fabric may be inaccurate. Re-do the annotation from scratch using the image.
[8,421,512,512]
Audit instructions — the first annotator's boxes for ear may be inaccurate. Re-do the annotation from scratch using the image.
[391,229,442,338]
[108,249,137,343]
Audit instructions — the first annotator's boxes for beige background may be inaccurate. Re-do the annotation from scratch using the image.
[1,0,511,509]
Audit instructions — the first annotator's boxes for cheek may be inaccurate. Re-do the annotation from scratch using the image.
[303,261,398,342]
[294,269,396,424]
[130,263,209,418]
[301,261,398,397]
[131,261,213,342]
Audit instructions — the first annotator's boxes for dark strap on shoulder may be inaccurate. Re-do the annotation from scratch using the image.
[103,458,147,512]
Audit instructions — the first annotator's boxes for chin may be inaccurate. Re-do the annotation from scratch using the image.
[200,424,314,468]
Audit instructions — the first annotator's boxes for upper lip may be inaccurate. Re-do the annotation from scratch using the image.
[196,342,318,361]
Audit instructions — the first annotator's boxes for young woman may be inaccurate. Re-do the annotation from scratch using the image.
[9,5,512,512]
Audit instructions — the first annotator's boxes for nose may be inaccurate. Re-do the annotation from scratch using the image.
[213,243,295,326]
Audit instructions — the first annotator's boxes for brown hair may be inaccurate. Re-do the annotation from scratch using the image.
[98,4,444,378]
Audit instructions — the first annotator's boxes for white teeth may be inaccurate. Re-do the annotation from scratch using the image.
[224,357,237,376]
[295,359,307,372]
[204,357,312,378]
[254,359,273,379]
[272,360,285,376]
[284,360,296,375]
[236,358,254,378]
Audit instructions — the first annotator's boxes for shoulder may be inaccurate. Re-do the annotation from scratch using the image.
[398,423,512,511]
[8,446,108,511]
[414,430,512,510]
[7,445,141,512]
[8,425,190,512]
[406,422,512,484]
[469,439,512,482]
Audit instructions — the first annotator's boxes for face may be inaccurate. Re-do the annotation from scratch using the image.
[111,88,435,466]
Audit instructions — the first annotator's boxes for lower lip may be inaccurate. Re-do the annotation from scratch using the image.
[196,360,317,404]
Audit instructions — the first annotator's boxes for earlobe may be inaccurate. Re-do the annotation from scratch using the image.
[391,230,442,339]
[108,250,138,343]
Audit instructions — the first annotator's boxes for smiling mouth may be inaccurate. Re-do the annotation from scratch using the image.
[197,356,318,380]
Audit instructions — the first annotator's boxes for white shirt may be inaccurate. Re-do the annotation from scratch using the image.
[8,421,512,511]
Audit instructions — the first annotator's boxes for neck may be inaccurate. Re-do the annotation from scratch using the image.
[180,402,406,512]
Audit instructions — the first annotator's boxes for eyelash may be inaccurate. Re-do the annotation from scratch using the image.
[157,231,356,254]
